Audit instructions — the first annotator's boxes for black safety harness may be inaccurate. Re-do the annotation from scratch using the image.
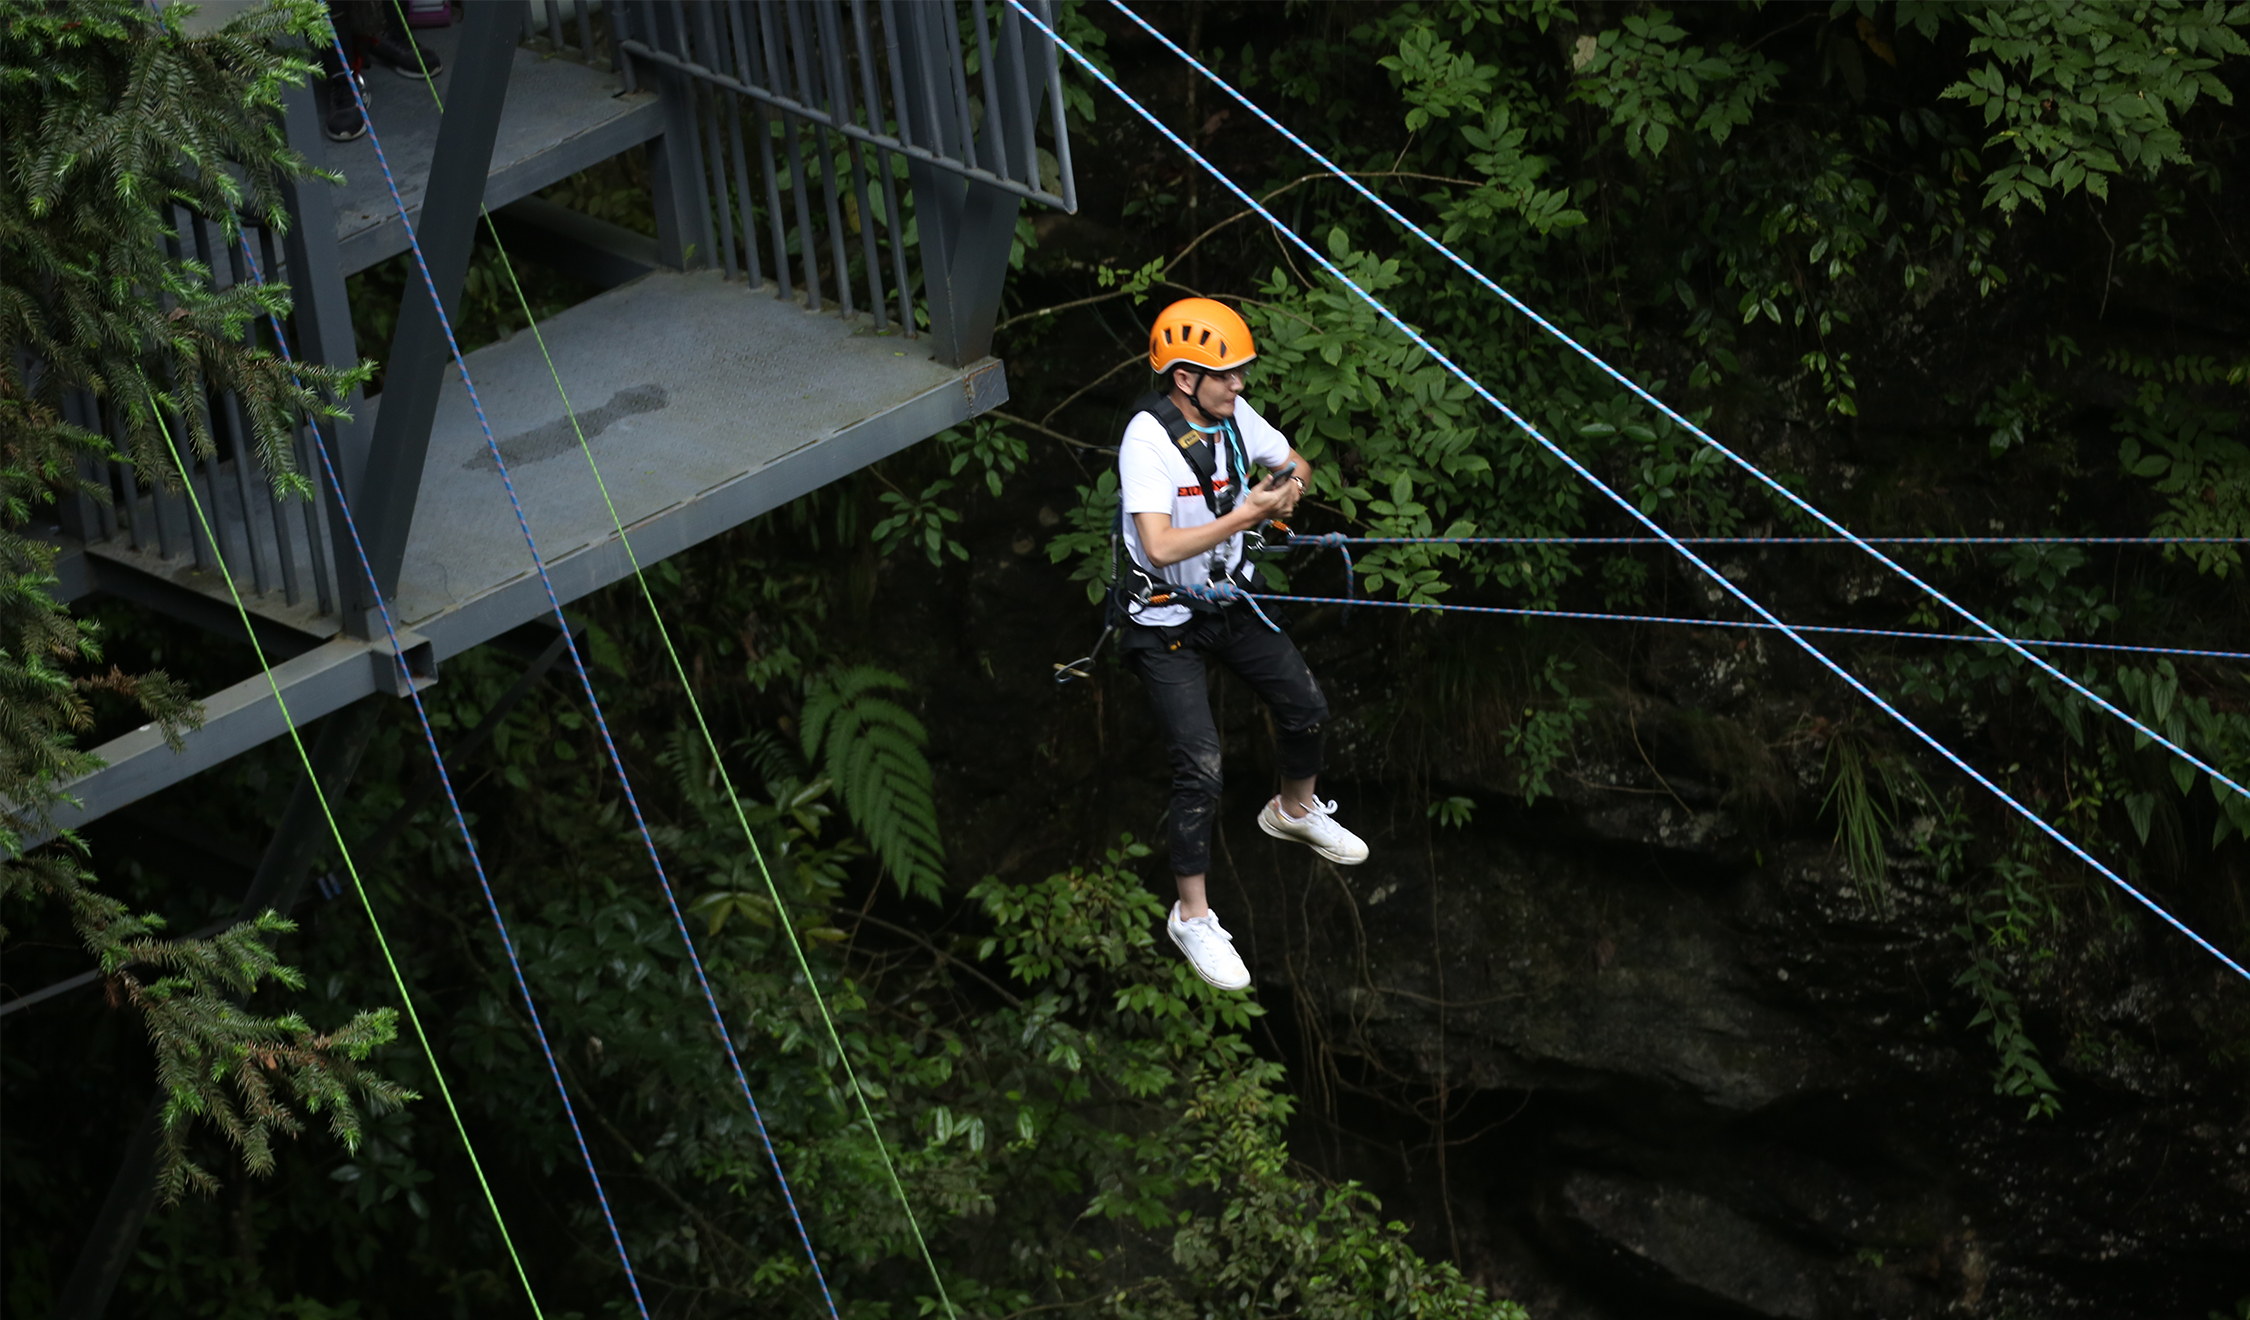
[1053,388,1294,682]
[1116,389,1279,614]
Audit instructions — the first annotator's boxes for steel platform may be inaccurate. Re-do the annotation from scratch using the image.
[330,23,662,276]
[53,271,1003,840]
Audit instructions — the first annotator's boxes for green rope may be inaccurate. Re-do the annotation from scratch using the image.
[394,23,957,1316]
[149,395,545,1317]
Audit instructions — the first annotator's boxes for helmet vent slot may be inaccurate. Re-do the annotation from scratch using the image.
[1198,329,1211,346]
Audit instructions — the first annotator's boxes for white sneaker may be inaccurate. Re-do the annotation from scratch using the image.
[1258,796,1369,865]
[1166,903,1251,991]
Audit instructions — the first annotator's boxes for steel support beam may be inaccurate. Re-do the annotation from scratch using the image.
[640,2,710,272]
[280,79,375,617]
[898,3,1047,367]
[17,633,430,851]
[52,703,381,1320]
[355,0,520,612]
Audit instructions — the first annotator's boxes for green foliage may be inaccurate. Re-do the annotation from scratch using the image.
[128,913,414,1200]
[873,475,968,565]
[1,0,400,1203]
[1568,7,1786,159]
[799,666,946,900]
[1505,656,1591,807]
[1047,468,1123,604]
[940,416,1028,499]
[1820,729,1928,909]
[1922,807,2065,1120]
[1941,0,2250,213]
[1427,795,1476,829]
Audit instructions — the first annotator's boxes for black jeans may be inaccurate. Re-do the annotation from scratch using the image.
[1122,606,1329,877]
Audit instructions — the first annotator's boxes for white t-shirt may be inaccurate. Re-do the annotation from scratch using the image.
[1119,395,1293,627]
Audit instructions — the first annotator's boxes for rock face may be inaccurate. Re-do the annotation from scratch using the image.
[1189,621,2250,1320]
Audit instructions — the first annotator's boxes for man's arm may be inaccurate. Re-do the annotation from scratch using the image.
[1135,455,1304,568]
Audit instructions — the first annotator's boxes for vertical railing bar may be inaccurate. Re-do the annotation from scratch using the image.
[215,219,275,595]
[729,0,783,289]
[219,398,269,594]
[969,0,1008,180]
[713,6,766,287]
[61,391,113,542]
[266,446,303,608]
[905,2,951,165]
[159,209,206,568]
[854,0,914,333]
[614,0,640,92]
[1035,0,1075,213]
[740,1,794,300]
[790,0,855,318]
[258,219,316,606]
[761,1,824,309]
[114,408,149,553]
[940,0,979,173]
[1000,0,1037,189]
[302,419,339,615]
[666,0,720,270]
[823,1,886,327]
[546,0,565,53]
[577,0,595,62]
[192,211,256,587]
[693,5,740,279]
[88,409,121,541]
[877,0,917,153]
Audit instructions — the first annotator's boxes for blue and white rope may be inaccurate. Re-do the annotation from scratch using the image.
[1319,535,2247,547]
[1098,0,2250,816]
[1241,587,2250,664]
[234,232,651,1319]
[1270,533,2245,662]
[1009,3,2250,984]
[334,36,842,1315]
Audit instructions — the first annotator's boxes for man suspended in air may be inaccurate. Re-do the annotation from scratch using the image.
[1118,298,1369,992]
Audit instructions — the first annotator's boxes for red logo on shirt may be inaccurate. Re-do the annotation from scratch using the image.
[1176,477,1231,498]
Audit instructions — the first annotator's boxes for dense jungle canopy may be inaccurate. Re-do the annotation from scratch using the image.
[4,1,2248,1318]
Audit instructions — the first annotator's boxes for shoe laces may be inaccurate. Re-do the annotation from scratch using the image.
[1178,908,1234,942]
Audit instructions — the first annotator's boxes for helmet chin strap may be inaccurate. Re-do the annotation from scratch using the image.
[1177,368,1225,428]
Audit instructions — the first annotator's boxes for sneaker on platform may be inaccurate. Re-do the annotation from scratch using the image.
[1257,795,1368,865]
[368,31,442,78]
[324,69,367,142]
[1166,903,1251,991]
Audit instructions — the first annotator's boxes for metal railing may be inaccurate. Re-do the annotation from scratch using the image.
[60,208,344,623]
[615,0,1075,326]
[58,0,1072,628]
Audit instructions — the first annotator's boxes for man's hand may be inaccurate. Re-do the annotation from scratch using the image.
[1245,474,1292,518]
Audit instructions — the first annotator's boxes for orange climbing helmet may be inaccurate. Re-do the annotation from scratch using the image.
[1148,297,1256,377]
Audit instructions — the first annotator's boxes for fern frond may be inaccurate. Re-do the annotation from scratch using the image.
[801,665,947,899]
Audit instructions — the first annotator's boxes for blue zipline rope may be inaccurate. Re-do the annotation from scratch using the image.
[1269,533,2244,662]
[1319,535,2248,547]
[233,235,651,1318]
[1099,0,2250,819]
[334,37,842,1316]
[1011,3,2250,985]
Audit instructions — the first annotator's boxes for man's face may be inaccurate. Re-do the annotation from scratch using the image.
[1175,365,1247,419]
